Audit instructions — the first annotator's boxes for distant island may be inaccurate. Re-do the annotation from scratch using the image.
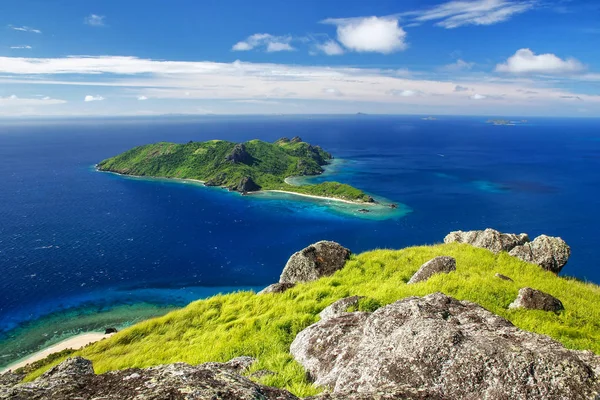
[97,137,376,204]
[421,116,437,121]
[486,119,528,126]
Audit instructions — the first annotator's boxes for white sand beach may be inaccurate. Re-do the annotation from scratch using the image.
[2,332,114,373]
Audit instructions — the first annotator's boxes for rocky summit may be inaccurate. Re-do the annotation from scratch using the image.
[290,293,600,399]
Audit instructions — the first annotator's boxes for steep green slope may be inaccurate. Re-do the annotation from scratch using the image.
[23,243,600,396]
[97,137,374,203]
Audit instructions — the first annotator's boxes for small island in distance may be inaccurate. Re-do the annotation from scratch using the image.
[97,137,380,204]
[486,119,528,126]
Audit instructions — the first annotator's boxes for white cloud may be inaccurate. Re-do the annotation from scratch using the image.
[405,0,534,28]
[322,16,407,54]
[495,48,585,75]
[84,95,105,102]
[315,40,345,56]
[10,45,32,49]
[0,94,65,106]
[232,33,294,52]
[322,88,343,96]
[470,93,487,100]
[388,89,421,97]
[454,85,471,92]
[441,59,475,71]
[137,95,148,100]
[9,25,42,34]
[85,14,106,27]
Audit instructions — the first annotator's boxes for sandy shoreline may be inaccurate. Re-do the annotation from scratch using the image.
[1,332,114,373]
[97,167,374,206]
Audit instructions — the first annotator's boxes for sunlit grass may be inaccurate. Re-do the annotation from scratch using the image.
[23,243,600,396]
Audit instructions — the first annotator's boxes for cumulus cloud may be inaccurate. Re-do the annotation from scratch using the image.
[388,89,421,97]
[322,16,407,54]
[85,14,106,27]
[9,25,41,34]
[470,93,487,100]
[454,85,471,92]
[441,59,475,71]
[495,48,585,75]
[404,0,534,28]
[10,45,32,49]
[232,33,295,52]
[322,88,343,96]
[137,95,148,100]
[315,40,345,56]
[84,95,105,102]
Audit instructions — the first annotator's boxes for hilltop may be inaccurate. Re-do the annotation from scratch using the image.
[6,229,600,399]
[97,137,375,204]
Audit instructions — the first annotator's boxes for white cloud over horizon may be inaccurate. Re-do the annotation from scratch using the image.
[84,95,105,102]
[0,54,598,117]
[232,33,295,52]
[441,59,475,72]
[315,40,345,56]
[322,16,407,54]
[496,48,585,75]
[10,45,32,49]
[9,25,42,34]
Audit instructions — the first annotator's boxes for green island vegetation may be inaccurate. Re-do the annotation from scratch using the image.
[20,243,600,397]
[97,136,375,203]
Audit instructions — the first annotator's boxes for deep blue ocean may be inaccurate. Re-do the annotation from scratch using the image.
[1,115,599,366]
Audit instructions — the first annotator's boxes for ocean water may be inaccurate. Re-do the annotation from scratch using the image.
[1,115,599,366]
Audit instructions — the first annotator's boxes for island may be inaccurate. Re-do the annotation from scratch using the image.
[486,119,515,126]
[97,136,376,204]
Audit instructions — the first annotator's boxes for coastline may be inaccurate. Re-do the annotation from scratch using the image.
[1,332,114,373]
[97,166,374,206]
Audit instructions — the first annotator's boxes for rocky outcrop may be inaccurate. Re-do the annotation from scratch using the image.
[509,287,564,312]
[1,357,297,400]
[279,241,351,284]
[307,391,438,400]
[508,235,571,273]
[104,327,117,334]
[258,282,296,295]
[444,229,571,273]
[290,136,303,144]
[319,296,363,321]
[494,273,513,281]
[444,228,530,253]
[290,293,600,399]
[225,143,253,164]
[230,176,261,193]
[407,256,456,284]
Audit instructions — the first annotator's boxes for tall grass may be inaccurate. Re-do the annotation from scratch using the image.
[24,243,600,397]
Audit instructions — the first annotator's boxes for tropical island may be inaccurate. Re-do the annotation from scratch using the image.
[486,119,515,125]
[96,137,377,204]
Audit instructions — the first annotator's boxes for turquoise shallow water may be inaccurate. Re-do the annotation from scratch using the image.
[1,115,599,367]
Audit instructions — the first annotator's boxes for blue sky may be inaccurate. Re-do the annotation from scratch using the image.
[1,0,600,117]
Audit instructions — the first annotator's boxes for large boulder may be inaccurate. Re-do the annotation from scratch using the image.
[319,296,363,321]
[290,293,600,399]
[509,287,564,312]
[508,235,571,273]
[279,241,351,284]
[258,282,295,295]
[2,357,297,400]
[444,228,529,253]
[407,256,456,284]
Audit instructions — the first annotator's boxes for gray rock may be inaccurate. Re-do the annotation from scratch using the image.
[290,293,600,399]
[0,372,24,392]
[407,256,456,284]
[225,143,252,164]
[495,273,513,281]
[40,356,94,381]
[1,357,297,400]
[508,234,571,273]
[307,390,439,400]
[508,287,564,312]
[444,228,530,253]
[231,176,261,193]
[279,241,351,284]
[319,296,363,321]
[258,282,296,295]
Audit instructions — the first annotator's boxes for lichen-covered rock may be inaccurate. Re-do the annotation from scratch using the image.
[1,357,297,400]
[290,293,600,399]
[0,372,24,392]
[407,256,456,284]
[444,228,530,253]
[509,287,564,312]
[508,235,571,273]
[279,241,351,284]
[258,282,296,295]
[307,390,438,400]
[319,296,363,321]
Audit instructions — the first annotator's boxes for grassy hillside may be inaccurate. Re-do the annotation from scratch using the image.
[97,138,374,203]
[21,243,600,397]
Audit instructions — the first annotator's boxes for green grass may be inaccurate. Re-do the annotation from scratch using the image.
[96,139,374,203]
[23,243,600,397]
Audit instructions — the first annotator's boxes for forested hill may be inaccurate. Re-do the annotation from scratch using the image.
[97,137,375,203]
